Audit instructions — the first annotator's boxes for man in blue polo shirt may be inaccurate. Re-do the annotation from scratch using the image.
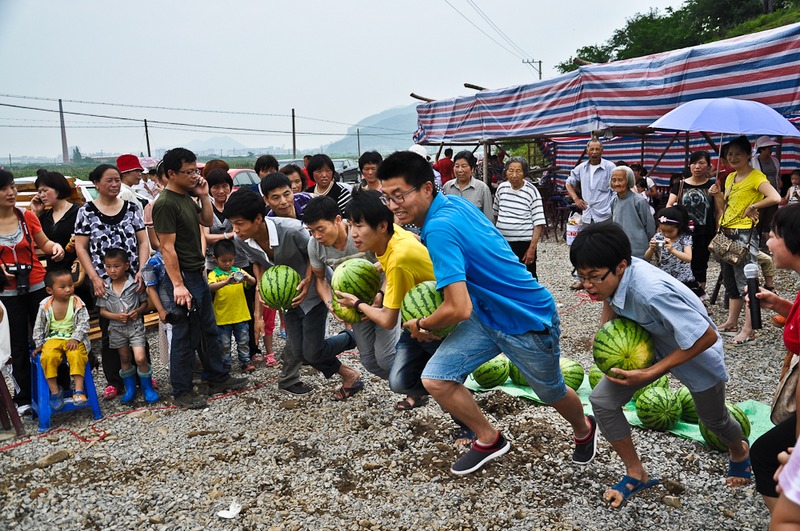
[378,150,596,475]
[570,222,750,508]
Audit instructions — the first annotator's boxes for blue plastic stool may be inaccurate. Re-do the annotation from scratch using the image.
[30,356,103,432]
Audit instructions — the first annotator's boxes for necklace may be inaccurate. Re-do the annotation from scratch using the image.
[315,181,334,196]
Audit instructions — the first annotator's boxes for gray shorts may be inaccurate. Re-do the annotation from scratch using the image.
[108,319,147,349]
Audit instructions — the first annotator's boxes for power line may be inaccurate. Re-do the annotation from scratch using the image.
[0,93,409,133]
[442,0,525,60]
[465,0,531,58]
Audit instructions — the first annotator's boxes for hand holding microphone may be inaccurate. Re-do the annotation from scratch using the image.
[743,263,762,329]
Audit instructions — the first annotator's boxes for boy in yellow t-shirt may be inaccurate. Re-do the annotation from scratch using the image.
[209,239,257,373]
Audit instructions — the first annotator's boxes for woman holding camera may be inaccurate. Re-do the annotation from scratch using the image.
[0,170,65,413]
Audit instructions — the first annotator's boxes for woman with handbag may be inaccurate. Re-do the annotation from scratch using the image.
[710,136,780,345]
[750,204,800,512]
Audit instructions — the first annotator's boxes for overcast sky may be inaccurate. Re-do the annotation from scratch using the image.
[0,0,685,159]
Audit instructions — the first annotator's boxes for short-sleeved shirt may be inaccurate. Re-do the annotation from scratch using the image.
[0,209,47,295]
[670,179,716,235]
[421,193,556,334]
[95,274,147,319]
[653,234,695,283]
[433,157,454,184]
[609,257,727,392]
[237,217,320,313]
[493,180,545,242]
[38,202,80,271]
[378,225,435,310]
[75,200,145,279]
[308,224,376,271]
[565,158,616,223]
[611,191,655,259]
[442,177,494,220]
[268,192,313,221]
[305,183,352,217]
[205,207,249,271]
[208,266,251,325]
[152,189,204,272]
[719,169,768,230]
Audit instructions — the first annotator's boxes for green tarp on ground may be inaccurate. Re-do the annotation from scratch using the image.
[465,376,774,446]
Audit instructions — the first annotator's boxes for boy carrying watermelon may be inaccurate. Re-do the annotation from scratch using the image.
[376,151,596,476]
[570,222,750,507]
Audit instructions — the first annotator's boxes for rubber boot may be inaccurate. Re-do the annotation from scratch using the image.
[138,369,160,404]
[119,368,137,404]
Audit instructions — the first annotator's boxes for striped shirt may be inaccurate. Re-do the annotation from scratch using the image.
[493,181,545,242]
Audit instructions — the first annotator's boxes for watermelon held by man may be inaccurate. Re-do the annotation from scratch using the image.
[635,387,682,431]
[400,281,457,337]
[331,258,382,323]
[699,403,751,452]
[472,356,509,388]
[260,265,301,311]
[592,318,655,378]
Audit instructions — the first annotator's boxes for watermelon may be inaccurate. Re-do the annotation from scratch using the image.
[400,281,457,337]
[588,364,604,389]
[472,356,509,388]
[509,363,528,387]
[560,357,585,391]
[676,386,698,423]
[330,258,381,322]
[699,403,752,452]
[632,375,669,402]
[635,387,682,431]
[592,318,655,378]
[260,265,301,311]
[330,298,362,324]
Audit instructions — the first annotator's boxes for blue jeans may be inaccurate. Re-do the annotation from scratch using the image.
[284,301,355,379]
[162,270,229,396]
[218,321,251,368]
[389,329,442,396]
[422,312,567,404]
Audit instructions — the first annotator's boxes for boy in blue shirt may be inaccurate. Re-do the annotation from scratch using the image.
[570,222,750,507]
[378,151,595,476]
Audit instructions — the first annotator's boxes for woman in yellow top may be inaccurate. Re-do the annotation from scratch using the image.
[711,136,780,345]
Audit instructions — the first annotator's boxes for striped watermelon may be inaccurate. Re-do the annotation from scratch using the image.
[632,375,669,402]
[331,298,362,324]
[330,258,381,323]
[472,356,509,388]
[560,357,585,391]
[509,362,528,387]
[676,386,698,423]
[699,403,751,452]
[635,387,682,431]
[259,265,301,311]
[592,318,655,378]
[589,364,604,389]
[400,281,457,337]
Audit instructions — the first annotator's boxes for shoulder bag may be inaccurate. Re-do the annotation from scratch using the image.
[707,176,753,266]
[771,351,799,425]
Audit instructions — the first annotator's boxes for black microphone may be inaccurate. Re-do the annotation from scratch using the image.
[744,263,762,329]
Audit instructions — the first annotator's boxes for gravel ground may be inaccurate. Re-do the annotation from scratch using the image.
[0,236,792,530]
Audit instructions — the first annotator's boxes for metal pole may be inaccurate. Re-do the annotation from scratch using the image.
[58,99,69,163]
[144,119,151,157]
[291,108,297,158]
[483,143,490,186]
[538,60,542,80]
[357,129,361,155]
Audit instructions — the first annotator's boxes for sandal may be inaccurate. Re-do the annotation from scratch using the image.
[718,326,739,337]
[727,334,756,346]
[72,390,89,407]
[453,418,477,446]
[606,475,659,508]
[727,439,752,486]
[332,380,364,401]
[395,395,429,411]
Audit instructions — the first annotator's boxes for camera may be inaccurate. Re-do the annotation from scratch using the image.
[654,233,665,249]
[232,271,244,283]
[6,263,32,294]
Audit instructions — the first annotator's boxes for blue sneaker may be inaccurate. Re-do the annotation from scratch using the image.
[49,388,64,411]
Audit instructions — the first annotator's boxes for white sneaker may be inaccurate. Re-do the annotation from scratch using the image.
[16,403,31,416]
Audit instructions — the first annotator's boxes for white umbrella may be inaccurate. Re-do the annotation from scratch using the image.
[649,97,799,136]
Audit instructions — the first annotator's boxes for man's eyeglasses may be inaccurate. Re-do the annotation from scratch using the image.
[177,169,201,176]
[380,186,418,206]
[575,269,613,285]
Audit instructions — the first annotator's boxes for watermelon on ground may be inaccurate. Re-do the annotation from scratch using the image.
[400,281,457,337]
[588,364,604,389]
[676,386,699,423]
[509,363,528,387]
[699,403,752,452]
[559,357,585,391]
[331,258,381,322]
[472,356,509,388]
[635,387,682,431]
[260,265,301,311]
[632,374,669,402]
[592,318,655,378]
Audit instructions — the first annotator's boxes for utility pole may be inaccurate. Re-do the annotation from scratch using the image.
[522,59,542,80]
[291,108,297,158]
[144,119,151,157]
[357,129,361,156]
[58,99,69,163]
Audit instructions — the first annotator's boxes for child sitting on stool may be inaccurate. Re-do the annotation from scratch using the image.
[32,270,92,410]
[95,248,158,404]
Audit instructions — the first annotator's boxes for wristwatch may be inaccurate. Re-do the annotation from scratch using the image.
[416,318,431,334]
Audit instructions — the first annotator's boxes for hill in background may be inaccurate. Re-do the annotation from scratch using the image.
[322,103,418,156]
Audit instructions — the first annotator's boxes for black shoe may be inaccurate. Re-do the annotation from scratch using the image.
[281,382,313,395]
[175,392,208,410]
[207,376,248,395]
[572,414,599,464]
[450,432,510,475]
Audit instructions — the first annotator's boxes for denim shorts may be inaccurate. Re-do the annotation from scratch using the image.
[421,312,567,404]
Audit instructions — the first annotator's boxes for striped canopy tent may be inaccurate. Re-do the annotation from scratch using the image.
[414,22,800,184]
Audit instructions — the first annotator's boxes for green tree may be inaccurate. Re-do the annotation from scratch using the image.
[555,44,614,73]
[72,146,83,163]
